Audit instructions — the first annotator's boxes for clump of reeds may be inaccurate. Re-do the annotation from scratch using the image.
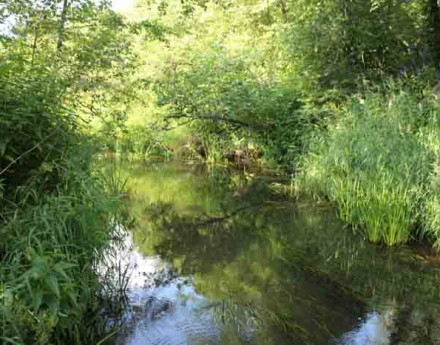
[297,86,440,247]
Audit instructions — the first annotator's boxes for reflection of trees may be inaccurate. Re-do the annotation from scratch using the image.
[342,306,440,345]
[126,162,440,344]
[134,199,440,344]
[134,201,366,344]
[137,201,265,274]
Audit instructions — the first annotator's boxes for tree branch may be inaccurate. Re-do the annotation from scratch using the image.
[164,114,267,130]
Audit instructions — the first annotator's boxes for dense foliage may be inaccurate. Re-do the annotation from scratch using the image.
[103,0,440,248]
[4,0,440,343]
[1,1,133,344]
[108,0,440,164]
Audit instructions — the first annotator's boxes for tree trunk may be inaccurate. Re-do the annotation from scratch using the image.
[31,25,39,64]
[428,0,440,69]
[56,0,69,55]
[279,0,287,18]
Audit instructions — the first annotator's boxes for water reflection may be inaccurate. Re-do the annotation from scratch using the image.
[342,310,395,345]
[109,161,440,345]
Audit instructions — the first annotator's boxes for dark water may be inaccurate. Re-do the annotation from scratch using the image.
[110,161,440,345]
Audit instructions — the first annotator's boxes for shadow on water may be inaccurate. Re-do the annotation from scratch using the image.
[106,161,440,345]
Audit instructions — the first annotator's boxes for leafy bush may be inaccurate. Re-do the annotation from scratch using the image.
[153,41,305,166]
[0,64,78,199]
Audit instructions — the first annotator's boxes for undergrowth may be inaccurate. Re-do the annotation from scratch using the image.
[0,155,129,345]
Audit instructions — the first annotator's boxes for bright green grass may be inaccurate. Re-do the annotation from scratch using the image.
[297,89,440,247]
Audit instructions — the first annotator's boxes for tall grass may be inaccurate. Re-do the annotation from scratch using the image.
[0,156,129,345]
[296,86,440,247]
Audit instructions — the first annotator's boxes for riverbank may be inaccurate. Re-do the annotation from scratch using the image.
[113,85,440,250]
[295,89,440,248]
[0,156,130,345]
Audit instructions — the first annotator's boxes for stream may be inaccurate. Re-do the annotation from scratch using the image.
[106,160,440,345]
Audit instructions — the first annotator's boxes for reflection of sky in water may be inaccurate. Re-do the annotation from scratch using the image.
[340,311,394,345]
[112,235,393,345]
[124,284,222,345]
[112,235,224,345]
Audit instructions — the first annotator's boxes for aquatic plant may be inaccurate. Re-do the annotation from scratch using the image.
[297,87,440,246]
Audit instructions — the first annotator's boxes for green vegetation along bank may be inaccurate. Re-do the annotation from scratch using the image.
[297,88,440,247]
[96,0,440,249]
[1,1,132,344]
[4,0,440,343]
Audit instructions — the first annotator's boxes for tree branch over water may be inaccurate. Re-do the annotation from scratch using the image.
[164,114,268,130]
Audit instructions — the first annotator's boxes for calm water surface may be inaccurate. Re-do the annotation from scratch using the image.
[109,161,440,345]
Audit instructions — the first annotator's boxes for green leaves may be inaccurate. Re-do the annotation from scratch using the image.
[0,165,127,344]
[12,254,75,315]
[285,0,426,90]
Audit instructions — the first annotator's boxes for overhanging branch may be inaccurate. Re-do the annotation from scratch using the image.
[164,113,267,130]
